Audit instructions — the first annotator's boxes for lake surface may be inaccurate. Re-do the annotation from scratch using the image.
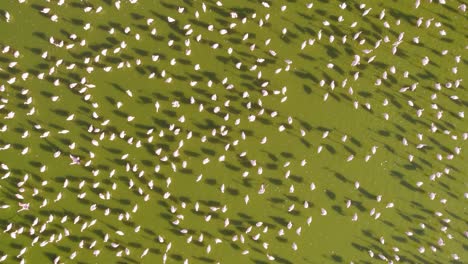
[0,0,466,263]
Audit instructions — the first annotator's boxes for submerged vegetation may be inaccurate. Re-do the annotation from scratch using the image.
[0,0,466,263]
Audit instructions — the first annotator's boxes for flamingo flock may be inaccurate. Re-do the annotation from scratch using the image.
[0,0,466,263]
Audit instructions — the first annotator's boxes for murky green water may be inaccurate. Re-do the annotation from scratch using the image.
[0,0,466,263]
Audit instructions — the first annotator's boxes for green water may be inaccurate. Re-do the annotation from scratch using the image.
[0,0,466,263]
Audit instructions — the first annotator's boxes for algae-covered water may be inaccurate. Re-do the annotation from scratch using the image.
[0,0,466,263]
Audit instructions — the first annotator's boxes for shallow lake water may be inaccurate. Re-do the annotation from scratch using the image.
[0,0,466,263]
